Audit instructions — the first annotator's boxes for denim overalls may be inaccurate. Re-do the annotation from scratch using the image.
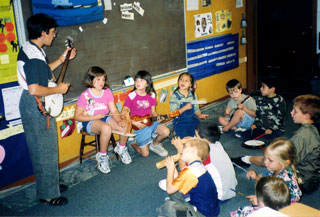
[173,92,199,138]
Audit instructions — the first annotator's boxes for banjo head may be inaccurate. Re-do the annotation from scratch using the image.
[44,81,64,117]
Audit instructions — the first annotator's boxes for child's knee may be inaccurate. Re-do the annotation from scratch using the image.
[163,127,170,137]
[141,150,150,157]
[234,109,245,117]
[100,124,112,135]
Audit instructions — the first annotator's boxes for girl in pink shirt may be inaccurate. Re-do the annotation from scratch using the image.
[123,70,170,157]
[75,66,132,174]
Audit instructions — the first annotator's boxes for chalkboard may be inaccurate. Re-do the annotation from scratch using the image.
[21,0,186,101]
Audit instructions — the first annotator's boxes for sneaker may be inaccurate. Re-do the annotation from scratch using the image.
[159,179,167,191]
[235,127,247,132]
[114,145,132,164]
[235,132,242,138]
[149,143,168,157]
[231,157,250,169]
[96,153,111,174]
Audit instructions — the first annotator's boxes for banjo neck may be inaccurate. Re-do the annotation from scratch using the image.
[56,48,72,84]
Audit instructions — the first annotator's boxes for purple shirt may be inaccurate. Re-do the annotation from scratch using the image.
[77,88,114,116]
[124,91,157,117]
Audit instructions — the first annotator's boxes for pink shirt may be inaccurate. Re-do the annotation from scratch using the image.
[77,88,114,116]
[123,91,157,117]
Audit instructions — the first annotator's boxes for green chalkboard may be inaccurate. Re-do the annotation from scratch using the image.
[22,0,186,101]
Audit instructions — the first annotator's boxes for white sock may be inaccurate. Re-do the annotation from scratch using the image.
[241,156,251,164]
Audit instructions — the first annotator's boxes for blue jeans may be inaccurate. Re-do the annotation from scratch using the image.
[134,121,160,147]
[81,116,112,135]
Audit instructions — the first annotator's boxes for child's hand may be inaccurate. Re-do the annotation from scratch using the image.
[133,120,147,129]
[164,156,176,171]
[156,116,165,123]
[95,114,106,120]
[246,169,258,180]
[265,129,272,134]
[198,114,209,119]
[250,124,257,130]
[246,195,258,206]
[183,103,193,111]
[171,137,184,154]
[118,120,126,128]
[237,103,245,110]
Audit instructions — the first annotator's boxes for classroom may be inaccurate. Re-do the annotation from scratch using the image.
[0,0,319,216]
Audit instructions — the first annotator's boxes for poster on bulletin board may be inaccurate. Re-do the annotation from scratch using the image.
[194,13,213,38]
[215,10,232,33]
[0,0,19,84]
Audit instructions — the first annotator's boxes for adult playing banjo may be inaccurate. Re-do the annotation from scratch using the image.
[17,13,76,206]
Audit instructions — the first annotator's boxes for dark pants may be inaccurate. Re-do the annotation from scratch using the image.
[19,90,60,199]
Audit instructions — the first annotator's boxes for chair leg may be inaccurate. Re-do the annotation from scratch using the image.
[96,135,100,153]
[110,134,119,160]
[80,134,86,163]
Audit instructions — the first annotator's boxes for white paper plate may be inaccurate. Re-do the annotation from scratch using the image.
[244,140,265,147]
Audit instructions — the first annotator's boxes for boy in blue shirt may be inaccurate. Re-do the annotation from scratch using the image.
[157,138,219,217]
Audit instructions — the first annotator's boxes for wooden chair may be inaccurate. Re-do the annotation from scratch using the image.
[79,130,119,163]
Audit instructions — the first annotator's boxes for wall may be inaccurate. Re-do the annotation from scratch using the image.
[56,0,248,165]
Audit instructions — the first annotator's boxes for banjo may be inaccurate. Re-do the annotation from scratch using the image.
[43,37,74,117]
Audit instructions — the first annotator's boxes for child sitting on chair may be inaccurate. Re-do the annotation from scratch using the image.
[74,66,132,174]
[157,138,220,217]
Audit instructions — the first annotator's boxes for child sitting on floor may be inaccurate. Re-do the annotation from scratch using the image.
[232,94,320,193]
[237,75,286,141]
[157,138,220,217]
[218,79,256,133]
[159,121,237,201]
[230,176,290,217]
[246,138,302,203]
[170,73,208,138]
[195,121,238,201]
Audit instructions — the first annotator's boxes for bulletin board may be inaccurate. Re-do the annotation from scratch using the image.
[0,0,19,84]
[20,0,187,101]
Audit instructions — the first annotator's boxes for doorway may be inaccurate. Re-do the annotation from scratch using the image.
[249,0,316,99]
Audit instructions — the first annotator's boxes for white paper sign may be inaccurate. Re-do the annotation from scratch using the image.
[121,11,134,20]
[1,86,23,121]
[133,2,144,16]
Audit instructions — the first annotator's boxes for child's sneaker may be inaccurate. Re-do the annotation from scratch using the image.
[96,152,110,174]
[149,143,168,157]
[114,145,132,164]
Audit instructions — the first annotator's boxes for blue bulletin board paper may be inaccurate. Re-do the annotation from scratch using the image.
[187,34,239,80]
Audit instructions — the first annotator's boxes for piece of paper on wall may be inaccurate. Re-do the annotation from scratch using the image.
[236,0,243,8]
[120,3,132,11]
[159,88,168,103]
[0,55,9,64]
[215,10,232,33]
[187,0,199,11]
[1,86,23,121]
[133,2,144,16]
[121,11,134,20]
[104,0,112,10]
[194,13,213,38]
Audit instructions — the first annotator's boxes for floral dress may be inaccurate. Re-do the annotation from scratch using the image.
[230,168,302,217]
